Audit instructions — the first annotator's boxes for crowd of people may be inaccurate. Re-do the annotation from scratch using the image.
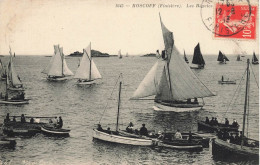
[205,117,239,127]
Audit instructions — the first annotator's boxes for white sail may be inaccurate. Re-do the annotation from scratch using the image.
[48,45,63,76]
[166,45,214,100]
[42,47,57,74]
[59,47,74,76]
[8,50,22,86]
[74,43,101,80]
[131,61,159,99]
[132,14,214,101]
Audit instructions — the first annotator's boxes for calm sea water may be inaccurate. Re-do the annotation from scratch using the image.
[0,55,259,165]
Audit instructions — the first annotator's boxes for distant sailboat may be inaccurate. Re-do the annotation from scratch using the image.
[190,43,205,69]
[7,49,24,91]
[217,51,229,64]
[126,52,129,57]
[252,52,258,64]
[118,50,122,59]
[0,59,7,80]
[42,45,74,81]
[237,55,242,61]
[131,14,214,112]
[184,50,189,63]
[74,43,102,85]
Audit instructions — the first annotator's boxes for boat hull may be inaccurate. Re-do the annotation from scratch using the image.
[190,64,204,69]
[93,129,154,146]
[198,121,239,133]
[218,81,236,84]
[47,76,69,82]
[252,61,259,64]
[212,138,259,161]
[7,87,25,91]
[153,102,203,112]
[3,121,47,137]
[157,140,203,150]
[0,99,29,105]
[41,126,70,137]
[76,80,95,85]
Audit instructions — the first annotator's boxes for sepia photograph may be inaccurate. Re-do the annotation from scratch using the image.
[0,0,259,164]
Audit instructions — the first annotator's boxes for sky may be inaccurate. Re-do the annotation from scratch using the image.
[0,0,258,56]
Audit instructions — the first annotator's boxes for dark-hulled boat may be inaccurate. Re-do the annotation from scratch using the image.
[217,51,229,64]
[190,43,205,69]
[212,59,259,161]
[198,121,239,133]
[3,121,47,137]
[41,126,70,137]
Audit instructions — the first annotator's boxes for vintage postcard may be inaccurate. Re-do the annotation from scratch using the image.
[0,0,259,164]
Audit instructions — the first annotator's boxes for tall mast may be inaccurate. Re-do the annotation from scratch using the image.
[89,42,92,81]
[61,47,64,77]
[159,13,173,100]
[241,59,250,147]
[5,70,8,99]
[116,81,122,132]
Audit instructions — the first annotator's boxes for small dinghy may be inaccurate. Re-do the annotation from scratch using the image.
[41,126,70,137]
[218,76,236,84]
[198,121,239,133]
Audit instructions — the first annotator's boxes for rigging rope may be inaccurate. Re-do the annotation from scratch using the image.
[98,73,122,124]
[249,63,259,89]
[221,68,247,122]
[246,71,250,138]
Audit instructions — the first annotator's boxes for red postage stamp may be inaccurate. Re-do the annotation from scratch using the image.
[214,4,257,39]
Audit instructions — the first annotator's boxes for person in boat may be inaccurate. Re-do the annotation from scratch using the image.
[0,92,2,99]
[53,117,58,127]
[225,118,229,126]
[157,131,165,139]
[30,118,34,124]
[205,117,210,124]
[217,129,223,139]
[5,93,8,101]
[194,98,198,104]
[4,113,10,123]
[106,127,111,134]
[187,99,191,104]
[21,114,26,123]
[57,116,63,128]
[126,122,135,133]
[234,133,240,145]
[209,117,215,125]
[20,92,25,100]
[188,131,192,143]
[49,119,53,123]
[222,130,230,141]
[222,75,224,82]
[139,124,148,136]
[13,116,16,122]
[174,129,182,139]
[97,124,103,131]
[232,119,239,127]
[214,117,219,125]
[229,133,235,143]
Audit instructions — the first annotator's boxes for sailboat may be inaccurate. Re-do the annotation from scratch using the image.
[93,74,154,146]
[252,52,258,64]
[42,45,74,81]
[190,43,205,69]
[184,50,189,63]
[0,59,7,80]
[6,49,24,91]
[74,43,102,85]
[126,52,129,57]
[131,14,214,112]
[212,59,259,161]
[0,70,29,105]
[237,55,242,61]
[118,50,122,59]
[217,51,229,64]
